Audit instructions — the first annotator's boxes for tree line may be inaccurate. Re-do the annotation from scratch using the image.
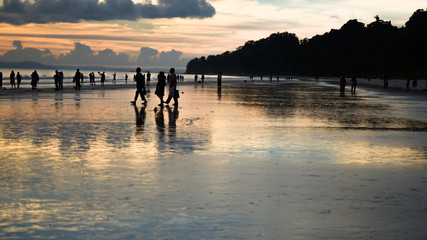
[186,9,427,79]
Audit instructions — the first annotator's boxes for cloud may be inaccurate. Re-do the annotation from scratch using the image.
[0,40,57,64]
[135,47,189,68]
[0,40,189,69]
[136,47,159,66]
[58,42,131,66]
[0,0,216,25]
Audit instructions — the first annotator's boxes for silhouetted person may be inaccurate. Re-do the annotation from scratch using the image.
[165,68,178,106]
[16,72,21,89]
[350,77,357,94]
[74,69,81,90]
[339,75,346,95]
[10,71,15,89]
[155,71,166,106]
[147,71,151,84]
[31,70,39,89]
[89,72,94,85]
[406,79,411,90]
[98,72,105,86]
[0,72,3,89]
[80,72,84,83]
[201,73,205,83]
[125,74,128,84]
[112,73,116,84]
[59,71,64,89]
[54,70,60,90]
[413,79,418,88]
[217,72,222,87]
[383,77,388,89]
[194,74,198,82]
[131,67,147,104]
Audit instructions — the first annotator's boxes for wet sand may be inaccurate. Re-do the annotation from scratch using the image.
[1,79,427,239]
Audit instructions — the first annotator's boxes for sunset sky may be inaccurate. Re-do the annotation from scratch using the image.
[0,0,425,69]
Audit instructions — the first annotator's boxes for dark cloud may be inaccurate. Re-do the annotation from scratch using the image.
[0,0,216,25]
[0,41,189,68]
[0,40,57,64]
[58,42,131,66]
[135,47,189,68]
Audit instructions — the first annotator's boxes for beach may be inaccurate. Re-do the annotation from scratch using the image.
[1,77,427,239]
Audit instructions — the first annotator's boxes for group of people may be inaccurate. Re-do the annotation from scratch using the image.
[0,70,41,89]
[54,70,64,90]
[339,76,358,95]
[131,67,179,107]
[0,71,22,89]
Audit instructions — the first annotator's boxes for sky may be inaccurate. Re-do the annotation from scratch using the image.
[0,0,425,70]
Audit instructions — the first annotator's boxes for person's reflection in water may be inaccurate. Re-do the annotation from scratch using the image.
[134,104,146,138]
[74,91,81,108]
[54,92,63,109]
[166,105,179,142]
[154,105,166,143]
[217,86,222,101]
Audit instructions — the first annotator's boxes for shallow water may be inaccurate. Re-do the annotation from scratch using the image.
[1,81,427,239]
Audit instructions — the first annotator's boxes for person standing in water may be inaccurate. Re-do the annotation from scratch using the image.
[165,68,178,106]
[10,70,15,89]
[31,70,39,89]
[155,71,166,106]
[131,67,147,105]
[16,72,21,89]
[0,72,3,89]
[74,69,81,90]
[350,77,357,94]
[339,75,346,95]
[147,71,151,84]
[217,72,222,87]
[98,72,105,86]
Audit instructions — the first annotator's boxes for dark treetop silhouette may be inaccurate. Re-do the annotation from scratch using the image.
[186,9,427,79]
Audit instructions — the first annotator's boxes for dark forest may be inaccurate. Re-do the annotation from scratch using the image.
[186,9,427,79]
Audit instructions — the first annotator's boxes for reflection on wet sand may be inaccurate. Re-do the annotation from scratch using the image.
[0,82,426,239]
[229,82,427,131]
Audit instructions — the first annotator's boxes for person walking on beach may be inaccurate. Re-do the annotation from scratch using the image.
[165,68,178,106]
[131,67,147,105]
[339,75,346,95]
[74,69,81,90]
[10,71,15,89]
[31,70,39,89]
[16,72,21,89]
[155,71,166,106]
[217,72,222,87]
[350,77,357,94]
[125,74,128,84]
[0,72,3,89]
[112,73,116,84]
